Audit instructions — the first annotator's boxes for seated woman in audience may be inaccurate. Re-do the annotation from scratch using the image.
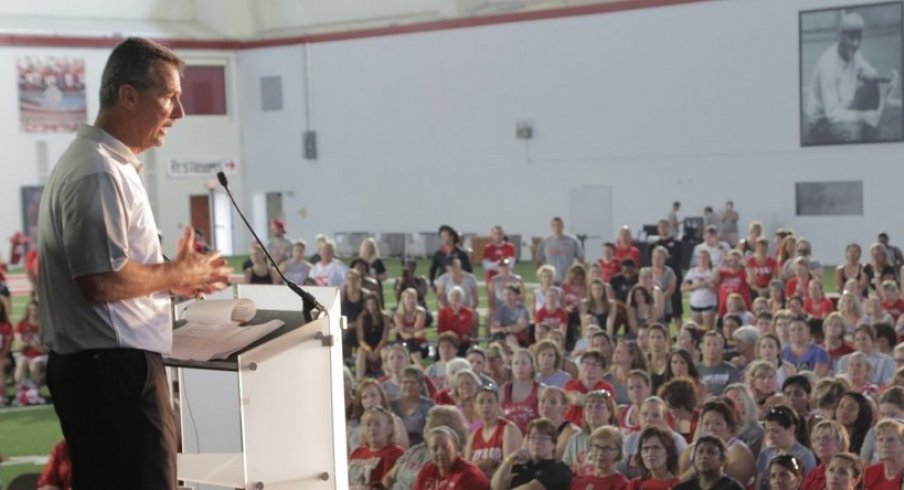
[533,264,563,315]
[349,258,383,304]
[822,313,853,370]
[830,290,864,333]
[745,360,779,415]
[780,376,813,431]
[663,350,707,405]
[486,257,525,317]
[747,237,778,300]
[564,390,620,477]
[835,391,874,454]
[431,358,471,405]
[501,349,542,435]
[394,257,431,313]
[565,349,617,425]
[859,386,904,464]
[879,280,904,325]
[754,405,816,490]
[491,417,573,490]
[535,339,573,388]
[731,326,760,370]
[684,250,718,331]
[349,406,405,488]
[737,221,763,257]
[393,288,428,365]
[785,259,812,303]
[767,280,787,315]
[435,258,479,311]
[391,366,435,446]
[776,236,797,280]
[465,347,494,384]
[873,324,897,355]
[425,333,460,392]
[658,377,700,444]
[679,400,756,487]
[582,279,616,335]
[486,342,513,386]
[800,419,849,490]
[356,294,390,380]
[812,377,847,423]
[358,237,387,282]
[384,405,469,490]
[865,242,897,292]
[651,246,678,323]
[537,385,580,459]
[757,334,797,391]
[715,251,752,319]
[380,344,411,401]
[449,369,482,430]
[766,454,805,490]
[620,370,654,434]
[861,296,894,327]
[547,328,580,380]
[862,418,904,490]
[835,243,869,295]
[625,426,680,490]
[647,324,671,391]
[804,280,834,320]
[280,240,312,286]
[604,340,648,406]
[348,378,410,451]
[437,285,477,356]
[416,426,490,490]
[570,426,628,490]
[724,384,765,457]
[562,263,589,314]
[244,244,278,284]
[629,269,665,332]
[536,288,569,341]
[466,385,523,478]
[844,352,880,395]
[676,323,703,364]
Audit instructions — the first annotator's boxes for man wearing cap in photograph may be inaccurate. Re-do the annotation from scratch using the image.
[807,10,899,144]
[267,218,292,264]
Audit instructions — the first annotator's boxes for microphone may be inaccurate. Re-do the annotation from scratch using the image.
[216,171,324,322]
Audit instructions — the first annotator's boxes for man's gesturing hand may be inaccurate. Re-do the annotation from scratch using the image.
[171,226,233,297]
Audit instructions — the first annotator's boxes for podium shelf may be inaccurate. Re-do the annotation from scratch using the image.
[178,452,244,487]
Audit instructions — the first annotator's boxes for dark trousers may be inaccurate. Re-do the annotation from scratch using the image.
[47,349,177,490]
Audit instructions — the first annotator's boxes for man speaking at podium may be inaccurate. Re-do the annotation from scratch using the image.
[37,38,232,489]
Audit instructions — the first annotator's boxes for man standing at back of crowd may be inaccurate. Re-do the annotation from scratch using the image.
[720,201,739,247]
[878,232,904,271]
[38,38,232,489]
[536,217,583,283]
[668,201,681,239]
[692,226,730,269]
[654,219,684,325]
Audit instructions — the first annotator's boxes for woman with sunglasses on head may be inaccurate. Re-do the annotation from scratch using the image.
[492,417,573,490]
[755,405,816,490]
[626,426,680,490]
[862,418,904,490]
[800,420,849,490]
[768,454,805,490]
[673,435,745,490]
[563,390,620,478]
[466,384,522,478]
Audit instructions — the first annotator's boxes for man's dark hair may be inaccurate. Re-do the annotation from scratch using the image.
[99,37,184,108]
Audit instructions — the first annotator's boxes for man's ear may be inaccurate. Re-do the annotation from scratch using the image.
[118,84,138,110]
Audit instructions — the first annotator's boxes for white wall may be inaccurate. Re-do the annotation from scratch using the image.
[0,44,240,259]
[234,0,904,262]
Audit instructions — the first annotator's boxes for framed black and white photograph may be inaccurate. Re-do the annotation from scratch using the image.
[800,1,903,146]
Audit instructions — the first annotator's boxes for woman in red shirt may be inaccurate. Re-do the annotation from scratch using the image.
[746,238,777,300]
[570,426,629,490]
[801,420,849,490]
[714,251,751,318]
[863,419,904,490]
[437,285,476,355]
[348,406,405,489]
[626,426,680,490]
[501,349,542,435]
[416,426,490,490]
[466,385,522,478]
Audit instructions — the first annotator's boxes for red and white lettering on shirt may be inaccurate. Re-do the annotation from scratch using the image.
[347,444,404,489]
[881,299,904,321]
[483,242,516,282]
[469,419,513,465]
[415,458,490,490]
[535,307,568,333]
[501,381,540,435]
[746,256,777,289]
[597,258,621,284]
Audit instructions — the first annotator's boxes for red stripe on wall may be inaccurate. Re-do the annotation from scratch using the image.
[0,0,711,51]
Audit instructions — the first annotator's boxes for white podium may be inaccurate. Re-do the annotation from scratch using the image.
[169,285,348,490]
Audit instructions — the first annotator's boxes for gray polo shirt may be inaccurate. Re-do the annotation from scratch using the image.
[537,234,583,282]
[38,124,171,355]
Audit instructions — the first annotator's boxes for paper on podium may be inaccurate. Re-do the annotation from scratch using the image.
[170,299,284,362]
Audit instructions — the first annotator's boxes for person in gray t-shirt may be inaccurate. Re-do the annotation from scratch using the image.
[536,217,584,283]
[697,331,740,396]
